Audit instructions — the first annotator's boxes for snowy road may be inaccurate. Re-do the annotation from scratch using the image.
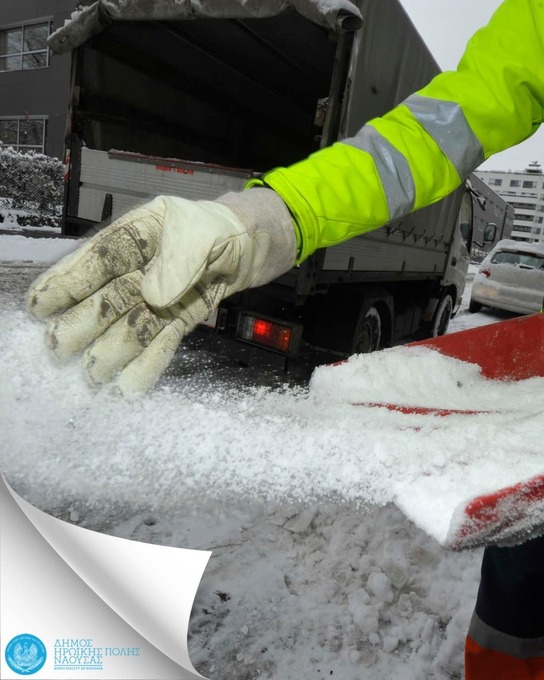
[0,242,537,680]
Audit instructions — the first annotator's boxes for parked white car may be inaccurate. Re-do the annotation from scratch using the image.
[469,239,544,314]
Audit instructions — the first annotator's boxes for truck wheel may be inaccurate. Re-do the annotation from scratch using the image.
[431,294,453,337]
[353,306,382,353]
[468,299,482,313]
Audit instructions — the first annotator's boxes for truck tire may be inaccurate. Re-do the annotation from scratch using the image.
[430,294,453,337]
[468,299,482,313]
[353,306,382,354]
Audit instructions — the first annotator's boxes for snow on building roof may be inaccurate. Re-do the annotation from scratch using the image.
[49,0,363,54]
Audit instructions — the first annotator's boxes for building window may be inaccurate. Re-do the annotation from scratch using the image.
[490,178,503,186]
[507,201,537,210]
[510,180,521,187]
[513,225,533,233]
[0,116,47,153]
[523,180,537,188]
[0,21,52,72]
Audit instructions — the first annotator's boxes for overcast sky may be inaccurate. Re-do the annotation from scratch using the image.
[399,0,542,173]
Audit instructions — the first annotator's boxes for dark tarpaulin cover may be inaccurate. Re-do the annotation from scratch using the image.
[49,0,363,54]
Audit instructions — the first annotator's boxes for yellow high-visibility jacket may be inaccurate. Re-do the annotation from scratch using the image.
[249,0,544,263]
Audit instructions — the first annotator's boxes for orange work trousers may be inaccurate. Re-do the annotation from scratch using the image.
[466,635,544,679]
[465,535,544,679]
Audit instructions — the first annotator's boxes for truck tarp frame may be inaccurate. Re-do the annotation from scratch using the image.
[48,0,363,54]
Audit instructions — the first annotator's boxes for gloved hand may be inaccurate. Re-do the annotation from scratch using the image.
[26,189,297,393]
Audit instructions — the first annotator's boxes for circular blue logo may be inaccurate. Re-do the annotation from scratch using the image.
[5,634,46,675]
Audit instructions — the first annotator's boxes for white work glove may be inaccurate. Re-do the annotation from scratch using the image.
[26,189,297,393]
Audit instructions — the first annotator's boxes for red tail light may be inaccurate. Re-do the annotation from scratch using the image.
[237,314,296,353]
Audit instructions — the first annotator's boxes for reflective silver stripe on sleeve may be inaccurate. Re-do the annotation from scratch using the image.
[404,93,485,178]
[343,126,415,220]
[468,612,544,659]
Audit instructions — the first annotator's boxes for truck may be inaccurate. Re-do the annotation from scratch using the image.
[469,174,515,263]
[49,0,504,364]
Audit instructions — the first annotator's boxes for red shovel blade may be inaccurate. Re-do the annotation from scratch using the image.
[408,312,544,381]
[351,402,493,417]
[354,314,544,548]
[447,473,544,550]
[352,313,544,416]
[407,314,544,548]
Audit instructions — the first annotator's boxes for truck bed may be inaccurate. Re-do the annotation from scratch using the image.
[76,148,251,223]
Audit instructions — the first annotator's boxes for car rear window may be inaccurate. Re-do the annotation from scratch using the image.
[491,250,544,269]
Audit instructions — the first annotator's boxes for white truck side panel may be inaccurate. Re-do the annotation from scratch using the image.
[77,148,251,223]
[321,192,462,275]
[322,229,448,273]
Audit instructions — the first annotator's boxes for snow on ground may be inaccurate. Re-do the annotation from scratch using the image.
[0,232,78,262]
[1,235,541,679]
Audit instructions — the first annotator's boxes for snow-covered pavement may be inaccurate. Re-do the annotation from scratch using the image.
[1,234,542,680]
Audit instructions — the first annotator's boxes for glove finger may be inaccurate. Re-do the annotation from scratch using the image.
[26,208,162,320]
[46,271,144,360]
[114,284,226,393]
[86,281,221,389]
[83,302,174,386]
[117,320,186,394]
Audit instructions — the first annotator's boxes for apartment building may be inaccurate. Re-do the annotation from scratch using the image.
[475,162,544,244]
[0,0,80,159]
